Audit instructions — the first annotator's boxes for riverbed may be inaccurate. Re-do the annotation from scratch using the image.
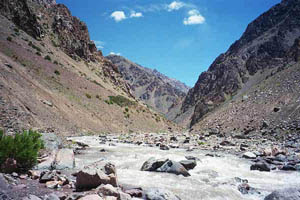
[69,136,300,200]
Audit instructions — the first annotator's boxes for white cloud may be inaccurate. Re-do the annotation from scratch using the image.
[130,11,143,18]
[109,52,121,56]
[183,9,205,25]
[93,40,105,49]
[167,1,185,11]
[110,11,126,22]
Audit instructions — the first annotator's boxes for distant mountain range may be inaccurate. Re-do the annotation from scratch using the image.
[106,55,190,115]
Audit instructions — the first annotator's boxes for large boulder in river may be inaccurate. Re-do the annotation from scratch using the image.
[179,160,197,170]
[141,158,169,171]
[250,162,271,172]
[76,161,117,190]
[157,160,190,177]
[145,188,181,200]
[55,149,75,170]
[264,188,300,200]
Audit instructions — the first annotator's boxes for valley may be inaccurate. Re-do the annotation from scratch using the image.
[0,0,300,199]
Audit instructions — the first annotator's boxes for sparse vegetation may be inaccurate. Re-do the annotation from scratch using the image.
[54,70,60,75]
[51,39,59,47]
[28,41,42,52]
[96,95,101,100]
[36,51,41,56]
[155,116,161,122]
[0,130,44,172]
[108,95,136,107]
[7,36,12,42]
[53,60,59,65]
[85,93,92,99]
[104,99,113,105]
[92,80,104,88]
[44,55,52,61]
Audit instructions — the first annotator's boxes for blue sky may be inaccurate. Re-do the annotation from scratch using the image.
[56,0,280,87]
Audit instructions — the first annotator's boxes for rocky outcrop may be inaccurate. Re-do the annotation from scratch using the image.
[50,4,98,61]
[0,0,43,39]
[0,0,99,61]
[177,0,300,127]
[106,55,189,115]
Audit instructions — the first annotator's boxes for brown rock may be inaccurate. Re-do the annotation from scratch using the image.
[28,170,41,180]
[46,181,59,189]
[1,158,17,173]
[76,161,117,190]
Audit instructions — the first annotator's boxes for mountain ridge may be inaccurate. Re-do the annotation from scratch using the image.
[174,0,300,129]
[106,54,189,115]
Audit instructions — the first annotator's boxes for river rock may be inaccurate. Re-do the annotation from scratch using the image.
[242,152,257,159]
[23,195,42,200]
[264,188,300,200]
[250,162,271,172]
[157,160,190,177]
[54,149,75,170]
[43,193,61,200]
[76,161,117,190]
[79,194,103,200]
[124,189,143,198]
[46,181,59,189]
[141,158,168,171]
[97,184,119,197]
[37,150,57,170]
[160,144,169,150]
[39,171,55,183]
[179,160,197,170]
[145,188,181,200]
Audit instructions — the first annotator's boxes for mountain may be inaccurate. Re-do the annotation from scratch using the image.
[0,0,181,134]
[106,54,190,115]
[174,0,300,131]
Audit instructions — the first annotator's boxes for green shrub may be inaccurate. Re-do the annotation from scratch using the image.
[28,41,41,52]
[104,99,113,105]
[85,93,92,99]
[7,36,12,42]
[54,70,60,75]
[0,130,44,172]
[44,55,51,61]
[108,95,136,107]
[125,107,129,112]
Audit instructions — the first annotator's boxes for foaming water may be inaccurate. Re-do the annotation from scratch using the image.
[70,136,300,200]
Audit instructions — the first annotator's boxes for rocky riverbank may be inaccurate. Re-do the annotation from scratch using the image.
[1,132,300,200]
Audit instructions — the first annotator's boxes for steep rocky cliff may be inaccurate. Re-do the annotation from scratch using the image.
[106,55,189,115]
[176,0,300,127]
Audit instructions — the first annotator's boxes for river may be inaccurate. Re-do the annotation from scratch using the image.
[69,136,300,200]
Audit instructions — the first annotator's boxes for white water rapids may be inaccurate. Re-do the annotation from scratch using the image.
[69,136,300,200]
